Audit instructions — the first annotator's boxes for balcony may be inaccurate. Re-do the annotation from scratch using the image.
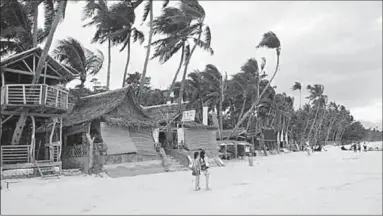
[1,84,69,115]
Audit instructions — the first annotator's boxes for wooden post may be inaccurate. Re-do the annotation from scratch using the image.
[43,63,47,84]
[58,117,62,161]
[5,85,8,104]
[1,71,5,86]
[55,89,59,107]
[22,85,26,104]
[30,116,36,162]
[49,118,57,162]
[39,85,42,105]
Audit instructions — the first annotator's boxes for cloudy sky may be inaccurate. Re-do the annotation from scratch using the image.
[39,1,382,129]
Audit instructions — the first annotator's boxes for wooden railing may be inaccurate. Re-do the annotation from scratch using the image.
[0,84,69,110]
[1,145,32,165]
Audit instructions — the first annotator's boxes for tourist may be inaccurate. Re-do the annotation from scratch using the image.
[200,150,210,190]
[363,142,367,151]
[192,151,201,191]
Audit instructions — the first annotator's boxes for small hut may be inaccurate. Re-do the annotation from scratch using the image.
[142,103,218,157]
[59,87,158,172]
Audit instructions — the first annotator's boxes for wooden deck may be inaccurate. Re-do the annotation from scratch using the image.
[1,84,69,115]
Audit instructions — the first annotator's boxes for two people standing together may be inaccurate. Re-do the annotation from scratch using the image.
[191,150,210,191]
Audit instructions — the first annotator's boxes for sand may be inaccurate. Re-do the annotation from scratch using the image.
[1,142,382,215]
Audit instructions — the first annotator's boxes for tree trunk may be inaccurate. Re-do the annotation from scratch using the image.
[165,44,185,102]
[106,38,111,90]
[32,3,39,48]
[314,109,326,145]
[219,77,225,140]
[138,0,153,104]
[325,117,336,144]
[178,26,202,110]
[237,92,247,124]
[307,104,320,144]
[12,1,65,145]
[299,89,301,110]
[229,51,280,139]
[121,39,131,87]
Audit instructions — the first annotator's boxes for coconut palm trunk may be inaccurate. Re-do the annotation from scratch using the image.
[314,109,326,145]
[178,26,202,110]
[106,37,111,90]
[299,89,301,110]
[32,3,39,48]
[122,39,131,87]
[166,45,185,102]
[325,118,336,144]
[11,0,66,145]
[218,76,225,140]
[237,92,247,123]
[138,0,153,104]
[307,103,320,145]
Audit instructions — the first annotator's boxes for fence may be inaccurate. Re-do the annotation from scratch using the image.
[1,84,69,110]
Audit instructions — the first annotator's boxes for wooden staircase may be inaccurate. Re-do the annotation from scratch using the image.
[35,161,60,179]
[168,156,189,172]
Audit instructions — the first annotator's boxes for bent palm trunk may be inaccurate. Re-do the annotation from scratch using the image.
[138,0,153,104]
[106,38,111,90]
[121,39,131,87]
[166,44,185,102]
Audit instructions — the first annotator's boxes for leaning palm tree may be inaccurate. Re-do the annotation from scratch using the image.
[137,0,170,103]
[83,0,113,90]
[292,81,302,109]
[120,28,144,87]
[150,4,213,106]
[53,37,104,88]
[306,84,324,144]
[229,31,281,138]
[177,0,213,110]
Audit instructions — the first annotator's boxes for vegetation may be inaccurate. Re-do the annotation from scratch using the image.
[0,0,381,145]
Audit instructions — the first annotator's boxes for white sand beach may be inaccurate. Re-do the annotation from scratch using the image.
[1,142,382,215]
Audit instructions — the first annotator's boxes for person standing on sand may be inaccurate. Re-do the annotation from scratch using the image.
[192,151,201,191]
[200,150,210,190]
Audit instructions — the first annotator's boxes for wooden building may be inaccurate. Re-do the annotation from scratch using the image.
[0,47,77,177]
[142,103,219,157]
[59,87,159,172]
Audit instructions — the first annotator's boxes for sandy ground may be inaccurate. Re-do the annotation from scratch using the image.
[1,142,382,215]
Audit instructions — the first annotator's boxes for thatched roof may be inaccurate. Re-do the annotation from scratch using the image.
[64,86,154,128]
[142,102,188,123]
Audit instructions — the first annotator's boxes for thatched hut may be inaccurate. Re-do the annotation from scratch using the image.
[60,87,158,171]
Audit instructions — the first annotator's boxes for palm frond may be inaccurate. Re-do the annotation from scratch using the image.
[141,0,151,22]
[193,38,213,55]
[256,31,281,49]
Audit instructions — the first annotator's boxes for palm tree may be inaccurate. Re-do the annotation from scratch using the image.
[53,37,104,88]
[137,0,170,103]
[83,0,137,90]
[121,28,144,87]
[177,0,213,110]
[229,31,281,138]
[292,81,302,109]
[201,64,226,139]
[151,4,213,105]
[306,84,324,144]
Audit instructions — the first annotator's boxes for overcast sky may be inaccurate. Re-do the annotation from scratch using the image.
[39,1,382,129]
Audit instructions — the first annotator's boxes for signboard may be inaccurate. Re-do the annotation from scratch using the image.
[182,110,196,122]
